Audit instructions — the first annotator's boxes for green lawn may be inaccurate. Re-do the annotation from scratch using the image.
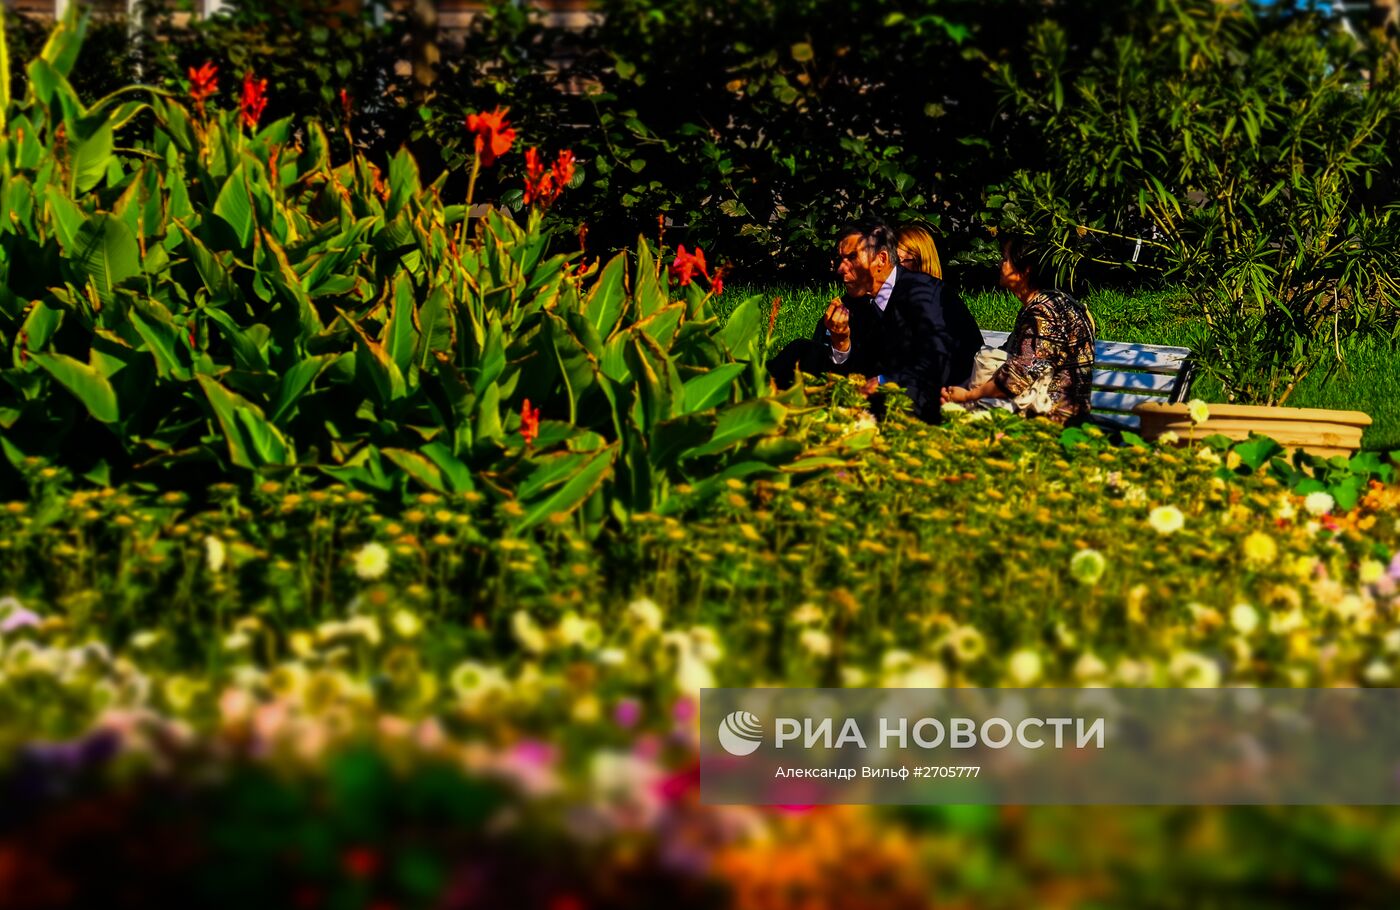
[718,283,1400,450]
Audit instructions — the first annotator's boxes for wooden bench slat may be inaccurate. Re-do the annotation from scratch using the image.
[1091,390,1167,413]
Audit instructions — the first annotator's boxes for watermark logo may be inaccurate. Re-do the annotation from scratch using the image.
[717,710,764,756]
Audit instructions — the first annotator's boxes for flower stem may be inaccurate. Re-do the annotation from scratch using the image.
[460,151,482,246]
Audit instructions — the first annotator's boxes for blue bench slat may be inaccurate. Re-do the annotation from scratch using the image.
[1091,390,1167,413]
[1092,411,1143,429]
[979,331,1191,373]
[1091,369,1178,393]
[1093,342,1191,372]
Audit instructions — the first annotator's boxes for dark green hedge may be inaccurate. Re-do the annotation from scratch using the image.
[7,0,1388,284]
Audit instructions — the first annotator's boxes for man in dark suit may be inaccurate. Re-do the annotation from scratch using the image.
[766,219,983,423]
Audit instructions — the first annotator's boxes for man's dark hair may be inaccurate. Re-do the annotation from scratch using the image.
[837,218,897,262]
[1001,234,1042,284]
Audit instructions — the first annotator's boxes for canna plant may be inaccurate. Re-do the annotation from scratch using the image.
[0,8,859,526]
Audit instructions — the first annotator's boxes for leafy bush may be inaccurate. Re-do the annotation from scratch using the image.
[995,0,1400,404]
[432,0,1164,279]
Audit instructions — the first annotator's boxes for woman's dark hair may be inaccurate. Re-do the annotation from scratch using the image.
[1001,234,1041,284]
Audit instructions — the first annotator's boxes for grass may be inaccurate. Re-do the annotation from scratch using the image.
[717,283,1400,450]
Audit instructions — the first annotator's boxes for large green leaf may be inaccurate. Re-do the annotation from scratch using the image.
[682,363,745,413]
[0,3,10,132]
[415,285,455,368]
[384,272,419,378]
[39,3,86,78]
[197,374,292,469]
[633,237,668,320]
[269,354,336,424]
[385,146,420,221]
[203,306,270,373]
[19,301,65,354]
[73,114,114,194]
[128,301,190,381]
[718,294,765,362]
[583,252,628,337]
[214,164,255,248]
[515,444,616,530]
[69,214,140,308]
[633,301,685,350]
[382,447,449,493]
[420,441,475,492]
[25,58,80,121]
[339,308,407,404]
[176,222,232,300]
[32,351,120,424]
[623,333,684,433]
[684,399,785,459]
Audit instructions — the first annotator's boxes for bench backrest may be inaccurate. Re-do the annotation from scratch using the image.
[979,330,1195,429]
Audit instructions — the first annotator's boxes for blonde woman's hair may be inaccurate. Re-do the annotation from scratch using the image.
[896,224,943,279]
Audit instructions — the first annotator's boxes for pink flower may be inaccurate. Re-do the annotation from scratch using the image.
[218,688,254,726]
[614,698,642,728]
[655,761,700,803]
[511,738,558,768]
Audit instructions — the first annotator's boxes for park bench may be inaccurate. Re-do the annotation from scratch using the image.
[978,330,1196,430]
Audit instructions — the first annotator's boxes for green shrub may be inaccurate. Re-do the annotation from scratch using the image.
[995,0,1400,404]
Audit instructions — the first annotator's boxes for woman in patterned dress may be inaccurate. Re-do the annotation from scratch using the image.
[941,236,1096,425]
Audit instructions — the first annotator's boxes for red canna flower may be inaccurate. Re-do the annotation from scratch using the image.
[522,147,555,207]
[709,265,726,296]
[523,147,576,208]
[520,399,540,447]
[551,149,575,190]
[669,244,709,287]
[188,61,218,118]
[341,846,380,879]
[240,71,269,131]
[525,147,545,182]
[338,87,352,122]
[465,107,516,167]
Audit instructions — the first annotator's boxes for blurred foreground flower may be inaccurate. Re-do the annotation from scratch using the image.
[1149,505,1185,535]
[353,542,389,580]
[1069,548,1107,585]
[1304,491,1335,516]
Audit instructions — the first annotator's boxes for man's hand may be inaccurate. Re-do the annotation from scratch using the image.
[941,385,976,404]
[824,299,851,353]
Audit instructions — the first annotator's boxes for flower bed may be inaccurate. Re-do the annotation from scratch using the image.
[4,395,1400,905]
